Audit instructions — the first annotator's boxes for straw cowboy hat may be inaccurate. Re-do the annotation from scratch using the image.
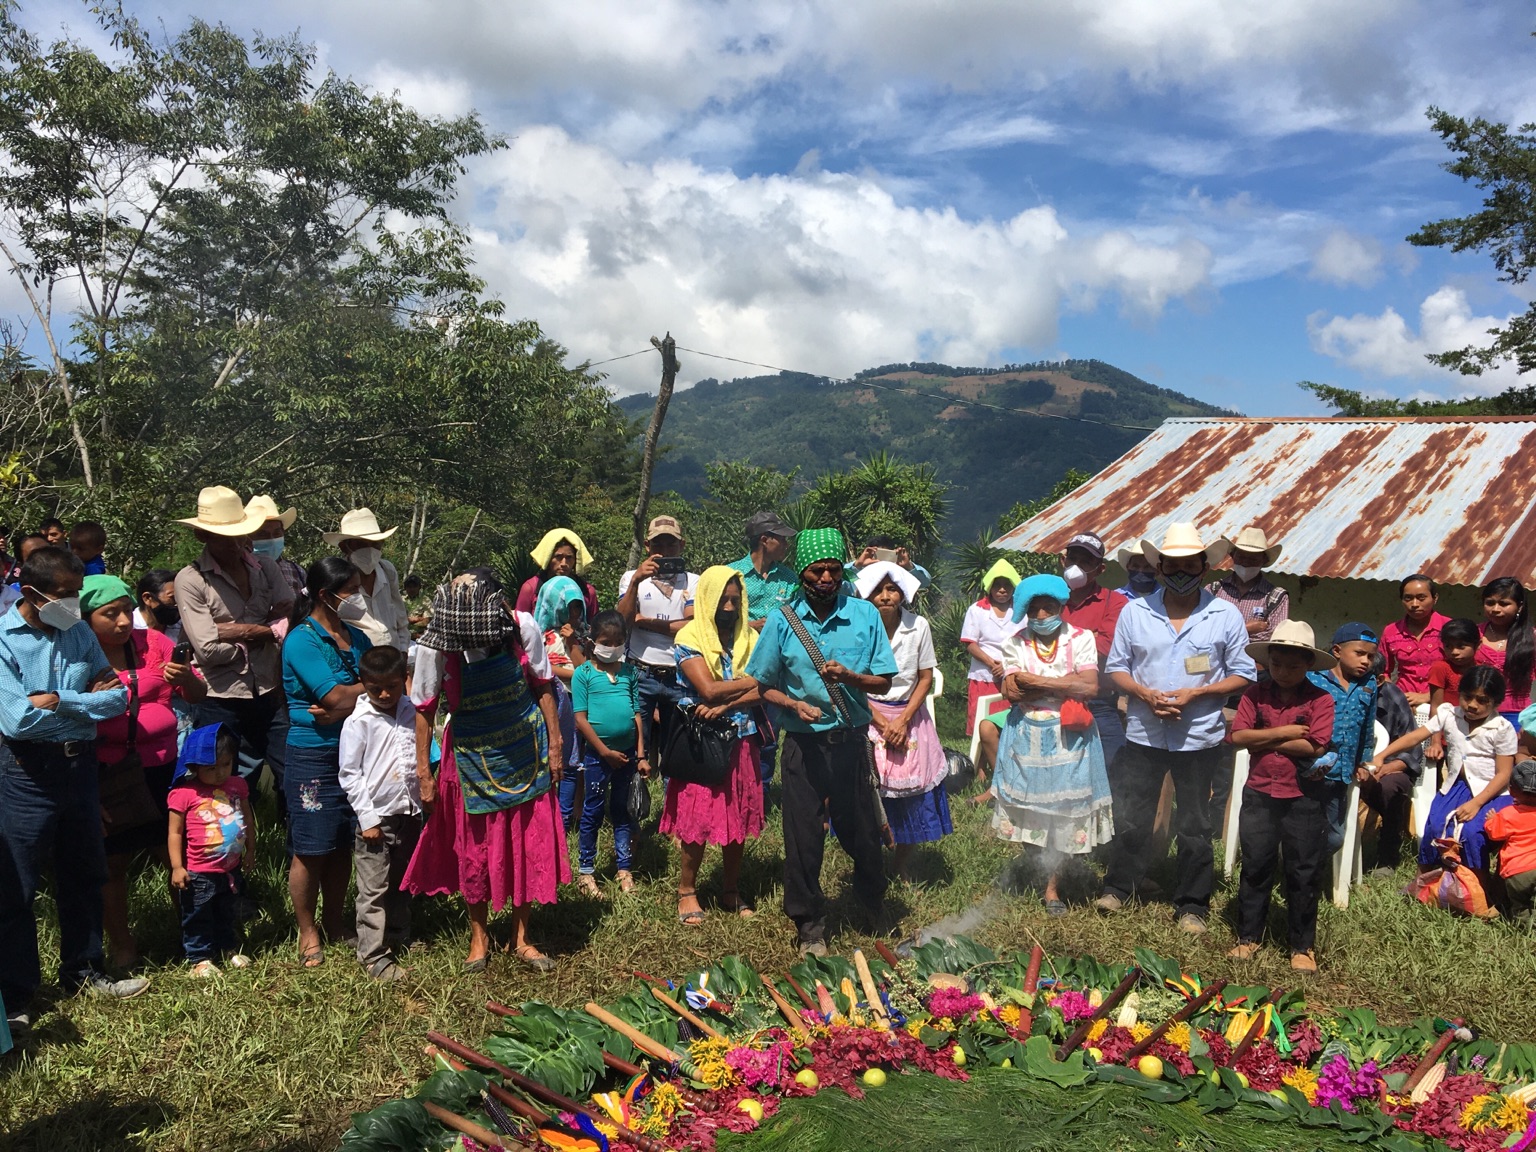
[1246,619,1337,670]
[1139,522,1231,567]
[176,486,266,537]
[322,508,398,546]
[1221,525,1283,566]
[245,494,297,530]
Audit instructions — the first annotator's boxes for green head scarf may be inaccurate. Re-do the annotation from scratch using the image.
[795,527,847,574]
[80,574,134,616]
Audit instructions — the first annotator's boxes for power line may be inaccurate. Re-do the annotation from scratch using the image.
[581,347,656,368]
[670,344,1163,433]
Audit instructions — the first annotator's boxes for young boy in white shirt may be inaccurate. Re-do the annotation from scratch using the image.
[338,645,427,981]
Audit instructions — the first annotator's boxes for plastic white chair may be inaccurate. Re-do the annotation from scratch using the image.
[1222,749,1249,877]
[1330,720,1389,908]
[930,668,944,701]
[1409,704,1438,842]
[968,692,1003,765]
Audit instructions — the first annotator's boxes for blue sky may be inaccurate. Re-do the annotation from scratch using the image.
[13,0,1536,414]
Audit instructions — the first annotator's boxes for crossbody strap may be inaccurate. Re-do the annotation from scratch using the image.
[778,604,854,726]
[124,640,140,753]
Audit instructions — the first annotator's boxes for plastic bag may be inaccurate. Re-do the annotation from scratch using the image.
[942,749,977,795]
[627,771,652,828]
[1407,820,1498,918]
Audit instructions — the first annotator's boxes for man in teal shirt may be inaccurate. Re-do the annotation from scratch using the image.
[727,512,799,629]
[746,528,897,957]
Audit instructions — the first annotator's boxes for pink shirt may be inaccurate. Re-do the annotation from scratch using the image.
[1379,613,1450,695]
[1476,626,1531,712]
[168,775,249,873]
[96,630,198,767]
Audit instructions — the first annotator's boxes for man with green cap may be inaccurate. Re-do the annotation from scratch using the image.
[745,528,899,956]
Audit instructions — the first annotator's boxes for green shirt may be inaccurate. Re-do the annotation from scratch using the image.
[728,554,800,622]
[571,661,640,749]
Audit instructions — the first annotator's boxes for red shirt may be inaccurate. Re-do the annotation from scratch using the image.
[1061,583,1128,664]
[1380,612,1451,695]
[1484,802,1536,877]
[1230,680,1336,799]
[1427,660,1464,707]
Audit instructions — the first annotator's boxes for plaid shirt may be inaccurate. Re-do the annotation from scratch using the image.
[1208,573,1289,643]
[727,553,800,622]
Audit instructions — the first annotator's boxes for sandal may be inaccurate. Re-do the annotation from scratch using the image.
[300,942,325,969]
[677,888,706,927]
[617,870,635,893]
[514,945,556,973]
[190,960,221,978]
[721,890,756,919]
[1044,898,1068,918]
[463,955,489,974]
[577,874,607,900]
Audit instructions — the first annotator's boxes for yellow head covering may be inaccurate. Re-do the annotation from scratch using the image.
[529,528,593,575]
[674,565,756,681]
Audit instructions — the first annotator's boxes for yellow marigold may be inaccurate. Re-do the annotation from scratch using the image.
[905,1019,926,1039]
[633,1113,672,1138]
[1494,1095,1531,1133]
[688,1037,733,1064]
[1165,1022,1192,1052]
[1129,1023,1153,1043]
[935,1017,955,1031]
[1087,1019,1108,1042]
[687,1037,740,1090]
[1282,1066,1319,1106]
[1461,1095,1499,1133]
[647,1082,686,1120]
[999,1004,1023,1028]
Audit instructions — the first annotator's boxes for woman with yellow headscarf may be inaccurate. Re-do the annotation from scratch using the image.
[663,565,766,926]
[514,529,600,621]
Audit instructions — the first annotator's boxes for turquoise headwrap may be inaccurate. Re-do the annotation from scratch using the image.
[534,575,585,633]
[1011,573,1071,623]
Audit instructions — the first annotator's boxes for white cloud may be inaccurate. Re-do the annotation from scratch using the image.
[473,127,1211,392]
[365,64,473,120]
[1307,285,1516,387]
[1309,229,1384,287]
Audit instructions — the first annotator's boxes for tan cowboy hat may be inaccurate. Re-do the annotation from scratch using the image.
[1140,521,1230,567]
[1221,525,1283,566]
[322,507,398,545]
[245,494,297,530]
[1246,619,1337,670]
[1114,543,1146,568]
[176,486,266,537]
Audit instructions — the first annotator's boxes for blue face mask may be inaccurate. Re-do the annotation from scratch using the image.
[1128,571,1158,594]
[251,537,285,560]
[1028,614,1064,638]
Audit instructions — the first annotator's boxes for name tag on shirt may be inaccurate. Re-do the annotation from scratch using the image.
[1184,653,1211,675]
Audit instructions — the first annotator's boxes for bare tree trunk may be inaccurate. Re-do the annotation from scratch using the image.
[628,334,679,569]
[442,507,481,581]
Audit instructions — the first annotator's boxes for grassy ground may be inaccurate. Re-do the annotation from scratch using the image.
[3,754,1536,1151]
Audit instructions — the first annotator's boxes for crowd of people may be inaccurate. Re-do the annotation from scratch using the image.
[2,491,1535,1044]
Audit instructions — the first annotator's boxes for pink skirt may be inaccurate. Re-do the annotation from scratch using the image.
[402,743,571,912]
[660,735,764,846]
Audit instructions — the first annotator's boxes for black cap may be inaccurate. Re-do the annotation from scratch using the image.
[1066,532,1105,560]
[745,511,795,542]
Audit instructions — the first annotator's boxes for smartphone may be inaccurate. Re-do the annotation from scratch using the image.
[171,641,194,665]
[655,555,687,577]
[873,547,900,564]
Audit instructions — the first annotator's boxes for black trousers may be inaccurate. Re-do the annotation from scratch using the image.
[780,730,887,940]
[196,690,288,797]
[1358,770,1414,869]
[1234,784,1328,953]
[1103,741,1224,917]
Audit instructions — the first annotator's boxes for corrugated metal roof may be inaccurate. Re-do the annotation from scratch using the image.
[993,417,1536,586]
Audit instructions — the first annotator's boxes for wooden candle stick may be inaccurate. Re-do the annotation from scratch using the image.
[1121,980,1227,1065]
[651,984,725,1040]
[1056,968,1141,1061]
[760,973,812,1039]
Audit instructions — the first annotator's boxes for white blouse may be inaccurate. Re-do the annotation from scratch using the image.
[872,610,937,703]
[1426,703,1517,796]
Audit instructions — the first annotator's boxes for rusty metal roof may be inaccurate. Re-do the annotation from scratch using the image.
[993,416,1536,586]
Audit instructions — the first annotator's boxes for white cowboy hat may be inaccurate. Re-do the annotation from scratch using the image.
[1221,525,1283,566]
[245,494,297,531]
[176,486,266,537]
[1246,619,1337,670]
[1140,521,1230,567]
[1114,543,1145,568]
[322,507,398,545]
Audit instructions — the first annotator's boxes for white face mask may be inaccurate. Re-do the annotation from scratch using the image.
[336,591,368,619]
[1233,564,1263,583]
[33,590,82,630]
[592,643,625,663]
[1063,564,1089,590]
[349,546,382,574]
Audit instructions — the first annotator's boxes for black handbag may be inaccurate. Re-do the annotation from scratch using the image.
[662,705,734,786]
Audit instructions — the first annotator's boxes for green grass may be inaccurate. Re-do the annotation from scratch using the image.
[3,764,1536,1151]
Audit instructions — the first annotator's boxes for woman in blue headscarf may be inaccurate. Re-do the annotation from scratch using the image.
[990,573,1114,915]
[534,576,588,831]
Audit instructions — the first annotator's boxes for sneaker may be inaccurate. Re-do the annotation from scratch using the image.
[1177,912,1208,935]
[1290,950,1318,974]
[5,1009,30,1031]
[798,939,829,959]
[1227,942,1260,961]
[1367,866,1397,880]
[81,973,150,999]
[1093,893,1124,914]
[369,960,405,983]
[226,954,252,969]
[190,961,221,979]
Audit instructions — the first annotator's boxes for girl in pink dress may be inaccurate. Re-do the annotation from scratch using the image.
[663,567,765,926]
[1477,577,1534,723]
[401,573,569,973]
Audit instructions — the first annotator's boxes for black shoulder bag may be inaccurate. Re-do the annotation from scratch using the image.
[662,699,735,787]
[98,643,161,834]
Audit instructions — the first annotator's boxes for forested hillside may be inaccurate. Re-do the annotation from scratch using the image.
[618,360,1231,541]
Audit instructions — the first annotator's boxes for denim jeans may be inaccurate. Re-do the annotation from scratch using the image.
[0,742,108,1004]
[180,869,240,962]
[196,690,288,802]
[578,749,636,874]
[1320,780,1350,858]
[636,666,686,770]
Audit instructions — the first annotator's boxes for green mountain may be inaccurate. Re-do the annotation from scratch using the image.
[617,359,1232,542]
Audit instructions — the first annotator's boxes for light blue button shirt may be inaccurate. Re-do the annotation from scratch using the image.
[1105,588,1255,751]
[0,604,127,741]
[745,595,898,734]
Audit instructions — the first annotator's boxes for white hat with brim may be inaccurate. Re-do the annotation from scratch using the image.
[245,494,297,531]
[1246,619,1337,670]
[1221,525,1283,567]
[1140,521,1230,567]
[176,486,266,537]
[322,507,397,546]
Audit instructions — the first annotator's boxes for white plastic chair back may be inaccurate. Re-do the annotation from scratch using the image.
[1222,749,1250,877]
[968,693,1003,765]
[930,668,944,701]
